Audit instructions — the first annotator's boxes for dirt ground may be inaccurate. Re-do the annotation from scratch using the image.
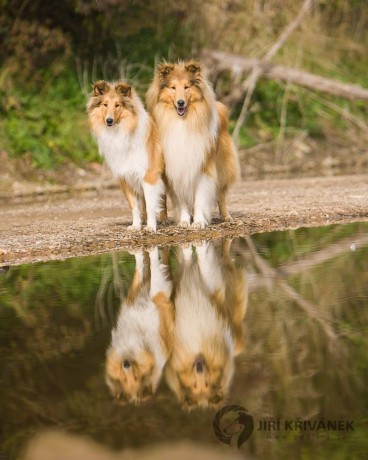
[1,174,368,266]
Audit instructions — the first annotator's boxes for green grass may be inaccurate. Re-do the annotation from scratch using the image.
[0,60,366,172]
[0,70,98,169]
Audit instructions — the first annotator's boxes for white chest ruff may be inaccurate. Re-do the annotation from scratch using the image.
[111,296,167,376]
[174,268,233,355]
[96,121,149,194]
[161,114,217,206]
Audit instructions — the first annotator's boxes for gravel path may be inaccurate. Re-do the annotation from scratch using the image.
[1,174,368,266]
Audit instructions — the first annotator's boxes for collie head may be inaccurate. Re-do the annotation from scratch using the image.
[165,346,234,411]
[146,60,216,123]
[105,348,157,405]
[87,80,142,135]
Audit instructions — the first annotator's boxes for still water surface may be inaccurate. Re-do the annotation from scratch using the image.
[1,223,367,459]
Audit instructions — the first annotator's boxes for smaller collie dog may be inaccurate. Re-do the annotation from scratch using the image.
[106,248,174,404]
[87,80,165,232]
[165,240,248,410]
[146,60,240,228]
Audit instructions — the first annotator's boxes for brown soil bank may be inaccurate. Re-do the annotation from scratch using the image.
[1,175,368,266]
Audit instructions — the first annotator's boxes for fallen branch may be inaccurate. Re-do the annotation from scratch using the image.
[230,0,314,145]
[245,236,337,340]
[202,49,368,105]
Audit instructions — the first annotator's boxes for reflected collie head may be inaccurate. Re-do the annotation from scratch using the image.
[105,248,174,405]
[105,240,248,409]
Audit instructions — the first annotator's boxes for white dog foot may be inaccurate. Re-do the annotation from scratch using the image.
[223,214,233,222]
[127,224,141,232]
[144,224,156,233]
[191,220,207,229]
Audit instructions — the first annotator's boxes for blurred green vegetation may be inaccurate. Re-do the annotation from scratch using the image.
[1,224,368,459]
[0,0,367,172]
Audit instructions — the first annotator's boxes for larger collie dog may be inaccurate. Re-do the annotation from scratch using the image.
[165,240,248,410]
[87,80,165,232]
[146,60,240,228]
[106,248,174,404]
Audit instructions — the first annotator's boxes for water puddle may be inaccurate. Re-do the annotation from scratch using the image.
[1,223,367,459]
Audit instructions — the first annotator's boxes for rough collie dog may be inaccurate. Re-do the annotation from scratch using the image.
[146,60,240,228]
[105,248,174,404]
[87,80,165,232]
[165,240,248,410]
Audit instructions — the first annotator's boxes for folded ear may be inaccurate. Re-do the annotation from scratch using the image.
[185,61,201,74]
[115,82,131,97]
[158,62,174,78]
[93,80,110,96]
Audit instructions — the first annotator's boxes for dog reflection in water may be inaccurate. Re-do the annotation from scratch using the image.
[105,248,174,404]
[165,240,248,410]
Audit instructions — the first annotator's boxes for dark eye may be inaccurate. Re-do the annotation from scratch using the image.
[103,103,108,107]
[115,103,120,108]
[170,86,176,91]
[184,85,189,90]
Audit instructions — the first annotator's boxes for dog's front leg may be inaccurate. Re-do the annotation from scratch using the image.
[148,247,172,299]
[192,173,216,229]
[178,206,191,228]
[142,179,164,232]
[195,242,224,295]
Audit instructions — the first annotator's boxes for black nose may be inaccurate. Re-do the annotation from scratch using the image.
[106,117,113,126]
[123,360,131,369]
[177,99,185,108]
[195,360,204,374]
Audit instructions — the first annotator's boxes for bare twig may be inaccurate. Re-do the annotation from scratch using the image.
[231,0,314,145]
[280,233,368,276]
[302,88,368,132]
[245,235,337,340]
[94,265,111,326]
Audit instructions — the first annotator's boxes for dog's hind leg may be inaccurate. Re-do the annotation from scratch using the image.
[159,193,168,222]
[140,196,147,224]
[120,179,141,230]
[218,187,233,222]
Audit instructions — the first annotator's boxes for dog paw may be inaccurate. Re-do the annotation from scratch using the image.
[194,242,210,257]
[191,221,207,229]
[144,225,156,233]
[128,248,144,256]
[178,221,190,228]
[148,246,159,257]
[193,241,208,249]
[127,224,141,232]
[223,214,233,222]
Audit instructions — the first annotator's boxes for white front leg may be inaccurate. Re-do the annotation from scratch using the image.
[128,204,142,231]
[196,242,223,294]
[134,250,145,276]
[192,174,216,228]
[148,247,172,298]
[178,206,191,228]
[142,179,164,232]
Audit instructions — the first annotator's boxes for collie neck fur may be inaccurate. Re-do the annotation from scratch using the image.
[174,264,233,356]
[155,98,218,205]
[111,294,167,373]
[95,99,149,190]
